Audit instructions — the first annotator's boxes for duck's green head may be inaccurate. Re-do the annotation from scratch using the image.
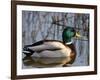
[62,27,81,44]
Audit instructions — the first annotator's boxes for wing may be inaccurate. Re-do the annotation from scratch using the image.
[25,40,65,52]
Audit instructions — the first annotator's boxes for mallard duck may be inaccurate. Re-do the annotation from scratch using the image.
[23,27,81,66]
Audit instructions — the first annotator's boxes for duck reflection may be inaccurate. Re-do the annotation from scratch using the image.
[23,56,71,68]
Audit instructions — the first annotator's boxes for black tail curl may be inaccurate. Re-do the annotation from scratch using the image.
[23,45,34,56]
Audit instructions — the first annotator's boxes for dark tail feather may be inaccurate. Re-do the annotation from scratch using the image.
[23,45,34,56]
[23,51,33,56]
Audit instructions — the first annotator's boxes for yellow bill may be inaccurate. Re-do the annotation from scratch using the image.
[75,32,81,38]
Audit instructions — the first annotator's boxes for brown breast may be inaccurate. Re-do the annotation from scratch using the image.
[66,44,76,64]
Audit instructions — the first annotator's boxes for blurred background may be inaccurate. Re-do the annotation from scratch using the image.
[22,11,89,68]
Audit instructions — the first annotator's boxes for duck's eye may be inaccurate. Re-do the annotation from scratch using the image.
[71,29,75,32]
[71,29,76,36]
